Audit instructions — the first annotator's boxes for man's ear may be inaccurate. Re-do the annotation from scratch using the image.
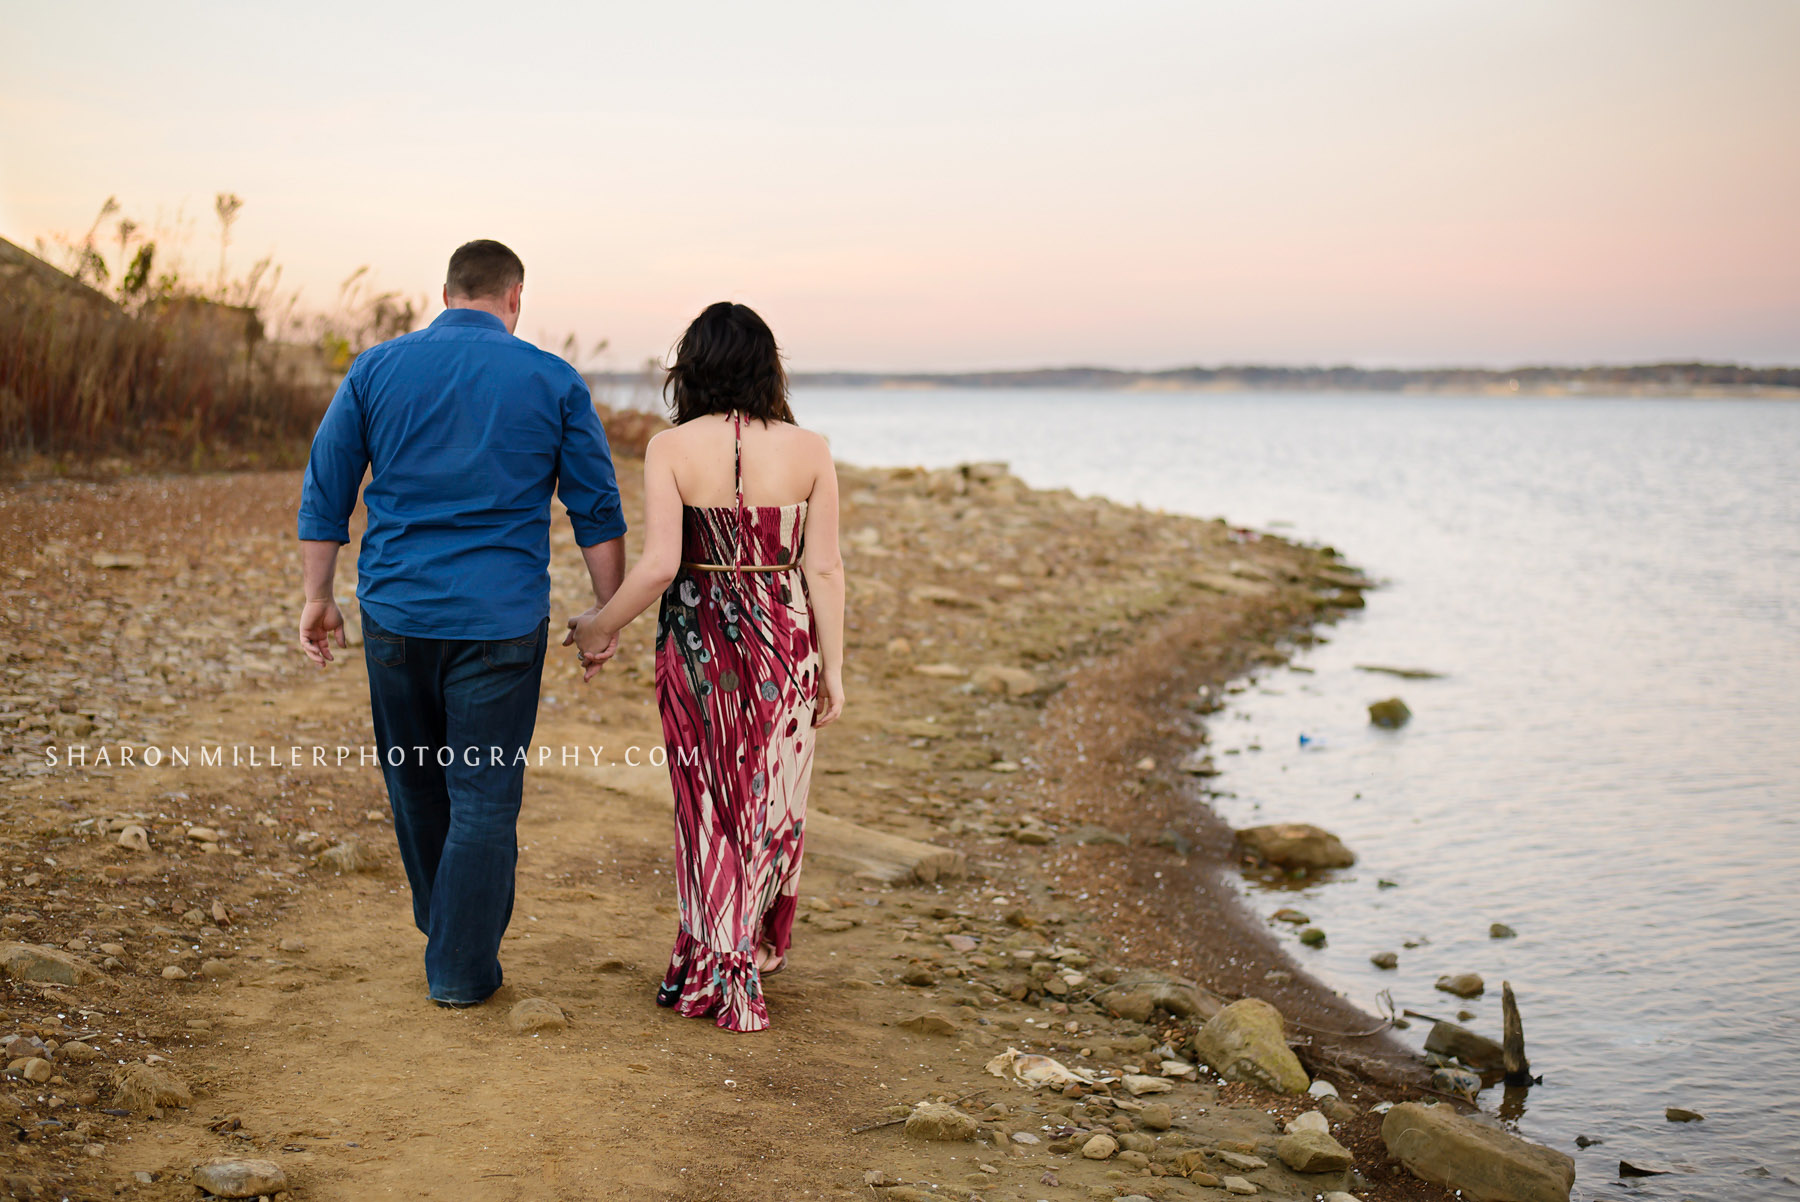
[509,281,523,316]
[442,285,451,308]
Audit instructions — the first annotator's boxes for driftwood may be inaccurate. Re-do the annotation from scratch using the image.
[1501,980,1531,1086]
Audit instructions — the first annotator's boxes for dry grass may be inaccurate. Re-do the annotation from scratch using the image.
[0,273,330,474]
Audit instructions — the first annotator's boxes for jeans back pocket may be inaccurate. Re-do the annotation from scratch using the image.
[481,621,546,670]
[362,615,406,667]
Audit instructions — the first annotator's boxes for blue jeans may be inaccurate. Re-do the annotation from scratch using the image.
[362,612,548,1004]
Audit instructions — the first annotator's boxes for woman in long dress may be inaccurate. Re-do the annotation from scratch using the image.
[569,302,845,1032]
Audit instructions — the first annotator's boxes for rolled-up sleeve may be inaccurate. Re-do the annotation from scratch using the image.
[556,379,628,546]
[297,371,369,543]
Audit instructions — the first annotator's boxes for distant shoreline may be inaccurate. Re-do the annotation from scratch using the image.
[590,361,1800,400]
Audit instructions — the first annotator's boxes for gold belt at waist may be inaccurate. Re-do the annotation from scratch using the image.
[682,561,798,573]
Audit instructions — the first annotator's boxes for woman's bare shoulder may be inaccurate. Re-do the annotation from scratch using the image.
[784,423,834,460]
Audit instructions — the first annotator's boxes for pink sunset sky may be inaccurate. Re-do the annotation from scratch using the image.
[3,2,1797,372]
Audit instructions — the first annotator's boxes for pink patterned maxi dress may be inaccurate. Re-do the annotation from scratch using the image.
[653,415,819,1032]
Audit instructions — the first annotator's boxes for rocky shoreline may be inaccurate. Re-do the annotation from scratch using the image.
[0,461,1571,1200]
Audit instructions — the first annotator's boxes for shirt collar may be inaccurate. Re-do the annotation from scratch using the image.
[431,308,508,332]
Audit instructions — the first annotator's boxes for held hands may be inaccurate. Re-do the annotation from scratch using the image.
[562,606,620,683]
[299,599,348,668]
[814,667,845,728]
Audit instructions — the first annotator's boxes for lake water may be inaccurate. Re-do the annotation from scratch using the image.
[795,387,1800,1200]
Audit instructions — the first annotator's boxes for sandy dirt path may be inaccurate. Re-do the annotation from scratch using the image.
[2,463,1449,1202]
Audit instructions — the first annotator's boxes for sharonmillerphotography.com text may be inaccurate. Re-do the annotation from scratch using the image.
[41,744,695,770]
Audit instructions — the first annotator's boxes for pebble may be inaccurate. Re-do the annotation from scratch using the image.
[1665,1107,1704,1122]
[904,1101,978,1142]
[1370,950,1399,970]
[943,934,978,953]
[898,1013,956,1036]
[117,825,151,852]
[184,827,220,843]
[1080,1133,1117,1159]
[1489,922,1517,939]
[191,1158,288,1198]
[1138,1102,1172,1131]
[1299,927,1327,947]
[1435,972,1485,998]
[899,964,938,987]
[199,959,232,980]
[19,1057,53,1083]
[1222,1176,1258,1196]
[507,998,567,1035]
[162,966,190,981]
[58,1041,101,1063]
[1306,1078,1340,1098]
[278,938,307,953]
[1285,1110,1330,1134]
[1008,1130,1041,1145]
[1215,1151,1267,1171]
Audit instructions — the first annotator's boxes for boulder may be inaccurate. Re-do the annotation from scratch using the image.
[1382,1101,1574,1202]
[1424,1021,1506,1071]
[1368,697,1411,728]
[1237,823,1355,870]
[192,1159,288,1198]
[1192,998,1309,1094]
[904,1101,977,1141]
[0,942,106,986]
[1276,1128,1354,1172]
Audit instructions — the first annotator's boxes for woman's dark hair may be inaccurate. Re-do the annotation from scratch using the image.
[664,302,794,425]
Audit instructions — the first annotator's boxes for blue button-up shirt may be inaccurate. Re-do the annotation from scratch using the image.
[297,308,627,640]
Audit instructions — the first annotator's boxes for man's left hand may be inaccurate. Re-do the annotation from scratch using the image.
[300,599,348,668]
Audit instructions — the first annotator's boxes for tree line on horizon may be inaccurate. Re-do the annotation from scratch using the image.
[761,361,1800,393]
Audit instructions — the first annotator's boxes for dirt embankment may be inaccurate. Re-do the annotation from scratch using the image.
[0,462,1453,1202]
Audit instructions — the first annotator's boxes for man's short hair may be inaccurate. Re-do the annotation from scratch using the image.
[445,239,524,300]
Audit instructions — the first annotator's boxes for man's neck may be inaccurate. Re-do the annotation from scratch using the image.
[446,297,512,329]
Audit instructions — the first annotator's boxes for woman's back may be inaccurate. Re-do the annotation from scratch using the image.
[656,412,827,510]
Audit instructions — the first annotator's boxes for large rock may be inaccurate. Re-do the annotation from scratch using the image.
[904,1101,977,1141]
[1193,998,1309,1093]
[192,1159,288,1198]
[1237,824,1355,870]
[1424,1021,1506,1071]
[1276,1128,1354,1172]
[0,942,106,986]
[1382,1101,1574,1202]
[805,812,965,884]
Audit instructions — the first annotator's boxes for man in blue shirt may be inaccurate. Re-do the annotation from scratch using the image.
[296,238,626,1008]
